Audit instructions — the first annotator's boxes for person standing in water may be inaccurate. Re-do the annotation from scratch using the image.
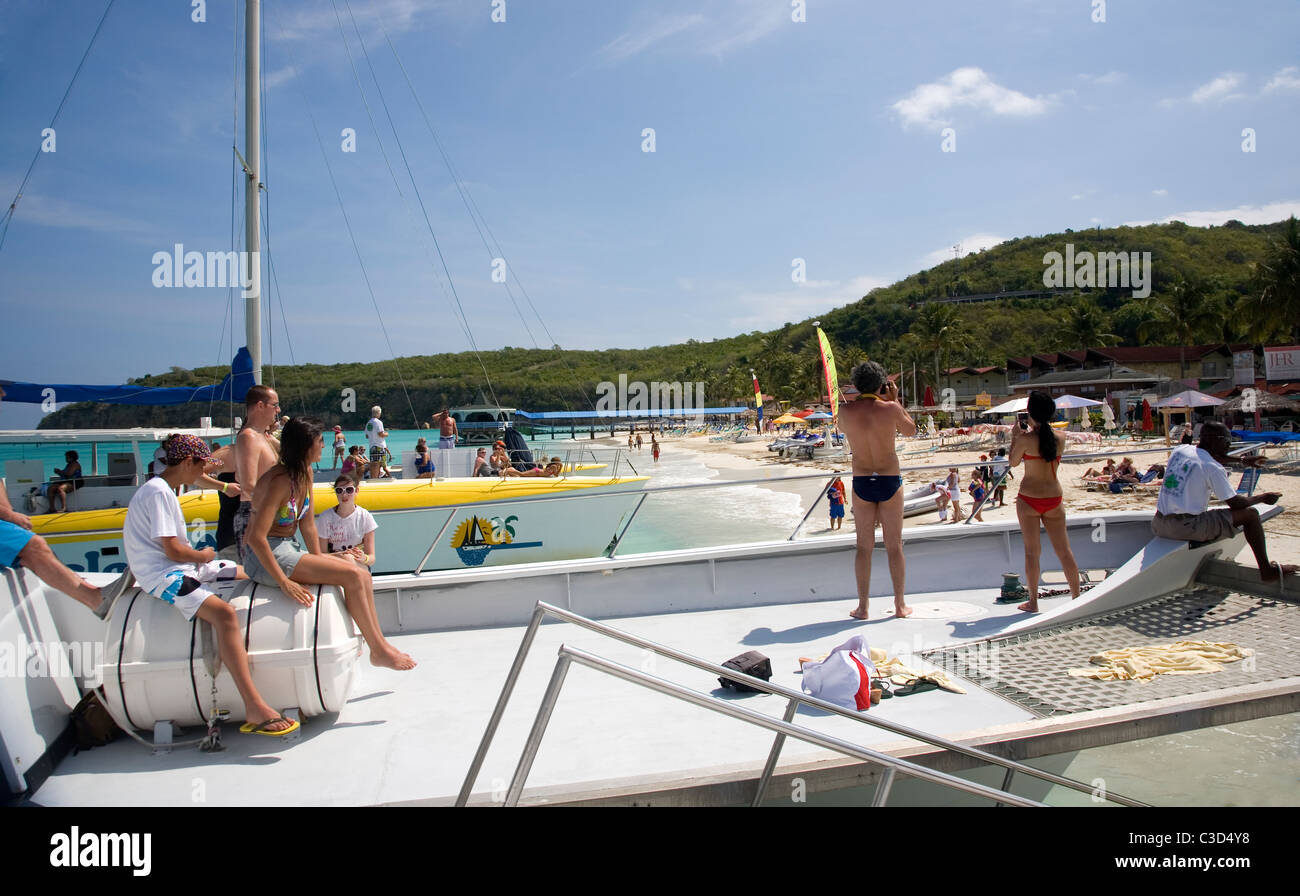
[1010,390,1081,613]
[839,361,916,620]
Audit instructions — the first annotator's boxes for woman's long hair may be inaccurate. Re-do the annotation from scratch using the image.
[1027,391,1058,462]
[279,417,323,494]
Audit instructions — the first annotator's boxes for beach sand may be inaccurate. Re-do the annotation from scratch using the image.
[650,430,1300,570]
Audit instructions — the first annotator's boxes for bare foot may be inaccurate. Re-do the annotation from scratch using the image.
[895,604,913,618]
[371,646,417,670]
[244,703,295,733]
[1261,562,1298,583]
[849,607,869,620]
[1017,600,1039,613]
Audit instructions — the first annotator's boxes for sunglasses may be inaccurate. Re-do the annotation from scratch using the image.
[334,486,356,495]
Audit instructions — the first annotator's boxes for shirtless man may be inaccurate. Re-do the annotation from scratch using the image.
[232,384,282,562]
[432,409,458,449]
[839,361,916,620]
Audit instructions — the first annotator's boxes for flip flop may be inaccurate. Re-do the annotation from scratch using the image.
[239,716,300,737]
[893,679,940,697]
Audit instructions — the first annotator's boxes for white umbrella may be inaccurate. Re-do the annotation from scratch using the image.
[982,397,1028,415]
[1154,389,1225,409]
[1052,394,1104,409]
[1101,401,1116,430]
[1080,409,1092,430]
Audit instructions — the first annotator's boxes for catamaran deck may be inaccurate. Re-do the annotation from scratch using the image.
[29,563,1300,807]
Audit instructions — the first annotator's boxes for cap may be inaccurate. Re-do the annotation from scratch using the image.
[333,425,342,432]
[164,434,218,466]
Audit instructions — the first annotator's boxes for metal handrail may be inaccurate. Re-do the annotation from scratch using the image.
[456,601,1148,807]
[504,645,1045,807]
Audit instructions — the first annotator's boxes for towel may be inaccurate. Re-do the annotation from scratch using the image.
[1068,640,1253,682]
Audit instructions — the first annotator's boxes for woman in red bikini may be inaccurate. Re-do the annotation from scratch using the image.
[1009,391,1081,613]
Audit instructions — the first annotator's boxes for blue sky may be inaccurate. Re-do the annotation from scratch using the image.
[1,0,1298,427]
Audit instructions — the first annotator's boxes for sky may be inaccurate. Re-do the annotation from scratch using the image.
[0,0,1297,428]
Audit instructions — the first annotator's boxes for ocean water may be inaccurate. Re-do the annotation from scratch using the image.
[5,428,1296,805]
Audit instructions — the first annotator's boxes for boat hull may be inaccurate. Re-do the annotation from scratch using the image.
[32,476,647,575]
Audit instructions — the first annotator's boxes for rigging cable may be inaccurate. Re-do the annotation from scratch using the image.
[329,3,487,391]
[365,1,596,413]
[266,2,420,429]
[333,0,503,414]
[0,0,118,258]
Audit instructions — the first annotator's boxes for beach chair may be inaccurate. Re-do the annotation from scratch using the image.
[1235,468,1260,497]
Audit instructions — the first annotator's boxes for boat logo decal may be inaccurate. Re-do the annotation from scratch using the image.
[450,514,542,567]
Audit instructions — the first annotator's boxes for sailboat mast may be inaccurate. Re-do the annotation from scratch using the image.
[244,0,262,385]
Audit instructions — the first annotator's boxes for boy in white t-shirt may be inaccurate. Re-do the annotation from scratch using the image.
[315,475,379,571]
[124,434,298,737]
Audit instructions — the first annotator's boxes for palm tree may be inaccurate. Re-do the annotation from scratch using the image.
[1137,275,1220,379]
[1057,299,1120,349]
[911,303,971,390]
[1240,216,1300,342]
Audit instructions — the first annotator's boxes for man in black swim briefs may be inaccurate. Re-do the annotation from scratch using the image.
[839,360,917,620]
[852,474,904,503]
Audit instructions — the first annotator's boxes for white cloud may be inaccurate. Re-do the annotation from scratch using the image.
[1190,72,1247,103]
[890,67,1052,129]
[13,193,154,239]
[724,274,891,331]
[597,3,790,64]
[598,14,705,63]
[1079,71,1126,86]
[1152,188,1168,197]
[920,233,1008,268]
[1264,66,1300,93]
[272,0,449,42]
[1070,194,1084,201]
[1123,199,1300,228]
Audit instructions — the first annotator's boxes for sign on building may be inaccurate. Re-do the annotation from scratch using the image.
[1264,346,1300,382]
[975,391,991,407]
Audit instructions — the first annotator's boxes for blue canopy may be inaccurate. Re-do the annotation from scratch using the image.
[1,347,254,406]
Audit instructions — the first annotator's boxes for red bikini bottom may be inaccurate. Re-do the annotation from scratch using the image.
[1017,494,1062,514]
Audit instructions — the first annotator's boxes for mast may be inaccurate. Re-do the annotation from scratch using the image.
[244,0,262,384]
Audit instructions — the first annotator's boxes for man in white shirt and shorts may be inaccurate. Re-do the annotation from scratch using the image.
[1152,421,1295,585]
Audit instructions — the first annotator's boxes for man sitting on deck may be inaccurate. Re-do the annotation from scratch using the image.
[1152,421,1296,585]
[839,361,917,620]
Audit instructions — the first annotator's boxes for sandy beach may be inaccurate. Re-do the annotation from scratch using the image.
[646,429,1300,570]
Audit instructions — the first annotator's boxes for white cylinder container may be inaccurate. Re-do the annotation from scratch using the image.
[99,580,362,729]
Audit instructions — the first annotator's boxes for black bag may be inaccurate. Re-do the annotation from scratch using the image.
[718,651,773,693]
[70,688,121,752]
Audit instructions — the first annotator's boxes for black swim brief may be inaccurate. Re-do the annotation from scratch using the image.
[852,474,903,503]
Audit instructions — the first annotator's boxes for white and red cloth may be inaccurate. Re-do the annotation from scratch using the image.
[800,634,878,711]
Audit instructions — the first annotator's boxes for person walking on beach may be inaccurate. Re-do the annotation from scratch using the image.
[331,426,346,469]
[651,434,661,463]
[944,467,965,523]
[1010,391,1081,613]
[839,361,916,620]
[827,476,846,530]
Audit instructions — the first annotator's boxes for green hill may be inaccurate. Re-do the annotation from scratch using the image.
[41,217,1298,429]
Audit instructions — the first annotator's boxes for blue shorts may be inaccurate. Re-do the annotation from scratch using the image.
[0,519,34,567]
[829,502,845,519]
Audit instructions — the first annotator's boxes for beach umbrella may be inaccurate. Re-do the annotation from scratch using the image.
[1080,409,1092,429]
[1155,390,1225,409]
[923,385,935,407]
[792,409,814,418]
[1215,391,1299,414]
[804,411,833,421]
[982,396,1028,415]
[1052,394,1103,409]
[772,413,805,425]
[1101,400,1116,430]
[1141,399,1153,432]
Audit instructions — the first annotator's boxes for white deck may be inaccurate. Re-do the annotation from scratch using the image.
[33,587,1042,807]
